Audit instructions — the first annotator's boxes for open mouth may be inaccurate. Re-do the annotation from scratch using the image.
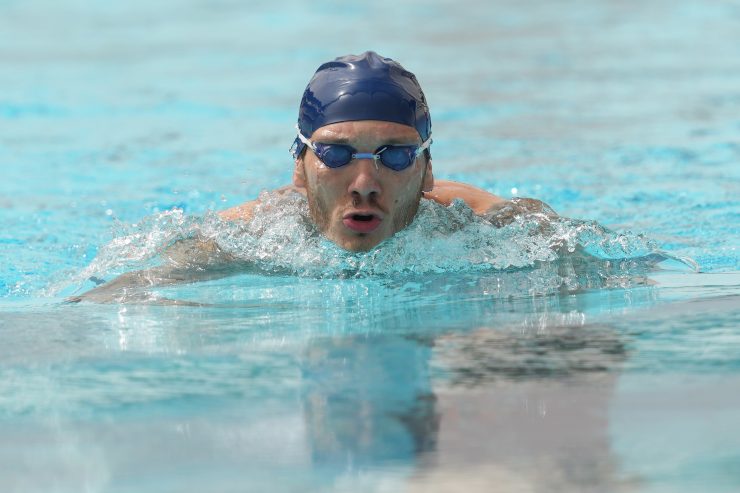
[343,213,382,234]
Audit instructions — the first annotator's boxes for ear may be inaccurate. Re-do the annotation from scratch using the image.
[293,158,307,188]
[422,158,434,192]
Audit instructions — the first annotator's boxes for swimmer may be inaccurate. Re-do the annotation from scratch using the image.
[71,51,555,303]
[220,51,555,252]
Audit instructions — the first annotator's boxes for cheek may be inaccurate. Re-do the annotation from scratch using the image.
[393,172,423,203]
[308,167,346,204]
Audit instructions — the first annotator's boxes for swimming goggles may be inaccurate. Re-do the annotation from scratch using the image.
[295,130,432,171]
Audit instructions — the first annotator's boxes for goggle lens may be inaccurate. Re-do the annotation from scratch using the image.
[313,143,418,170]
[316,144,354,168]
[379,146,415,170]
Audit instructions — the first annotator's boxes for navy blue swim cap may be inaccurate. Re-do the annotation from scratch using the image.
[291,51,432,158]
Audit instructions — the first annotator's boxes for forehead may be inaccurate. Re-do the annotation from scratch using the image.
[310,120,420,144]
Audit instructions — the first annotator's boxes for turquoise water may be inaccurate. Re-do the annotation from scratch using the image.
[2,0,740,491]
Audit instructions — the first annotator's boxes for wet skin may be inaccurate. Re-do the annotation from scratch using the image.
[293,121,434,251]
[221,120,514,252]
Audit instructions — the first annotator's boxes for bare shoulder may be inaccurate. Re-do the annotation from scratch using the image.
[423,179,507,215]
[219,185,306,222]
[423,180,558,226]
[219,202,257,221]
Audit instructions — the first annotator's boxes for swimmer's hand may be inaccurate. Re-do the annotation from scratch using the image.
[67,238,239,304]
[481,198,559,227]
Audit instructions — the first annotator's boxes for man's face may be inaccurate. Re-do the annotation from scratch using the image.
[293,120,434,252]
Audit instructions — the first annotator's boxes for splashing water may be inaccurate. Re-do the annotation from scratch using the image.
[55,191,695,298]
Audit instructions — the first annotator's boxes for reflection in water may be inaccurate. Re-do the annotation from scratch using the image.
[302,335,439,467]
[296,296,637,491]
[410,375,640,492]
[435,323,628,385]
[0,271,693,492]
[418,325,637,492]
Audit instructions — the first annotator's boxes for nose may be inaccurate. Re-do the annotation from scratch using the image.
[347,158,382,201]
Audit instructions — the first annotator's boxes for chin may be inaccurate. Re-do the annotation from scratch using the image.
[317,215,385,252]
[334,234,384,252]
[326,226,388,252]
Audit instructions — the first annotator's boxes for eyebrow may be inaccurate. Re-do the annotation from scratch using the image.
[315,136,419,146]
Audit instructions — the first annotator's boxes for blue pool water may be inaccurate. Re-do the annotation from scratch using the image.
[1,0,739,491]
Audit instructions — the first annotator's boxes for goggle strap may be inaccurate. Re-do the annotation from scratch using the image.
[296,129,316,151]
[415,136,433,157]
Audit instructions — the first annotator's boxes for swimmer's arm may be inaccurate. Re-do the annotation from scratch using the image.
[68,238,240,304]
[219,185,306,222]
[423,179,557,226]
[76,185,308,302]
[423,179,506,215]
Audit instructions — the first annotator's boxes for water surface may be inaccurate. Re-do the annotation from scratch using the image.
[1,0,739,492]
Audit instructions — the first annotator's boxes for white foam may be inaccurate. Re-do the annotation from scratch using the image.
[58,190,688,296]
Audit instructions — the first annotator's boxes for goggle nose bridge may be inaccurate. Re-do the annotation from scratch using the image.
[351,151,384,170]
